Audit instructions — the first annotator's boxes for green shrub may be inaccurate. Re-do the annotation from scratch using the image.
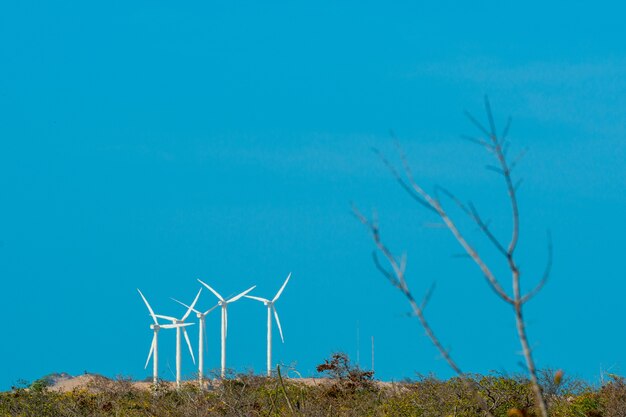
[0,368,611,417]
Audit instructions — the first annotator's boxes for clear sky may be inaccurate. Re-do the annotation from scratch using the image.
[1,1,625,389]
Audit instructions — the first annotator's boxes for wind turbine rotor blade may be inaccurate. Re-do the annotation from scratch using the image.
[273,306,285,343]
[171,298,201,315]
[245,295,270,303]
[137,289,159,324]
[198,279,225,302]
[203,303,219,315]
[155,314,177,322]
[183,328,196,365]
[227,285,257,303]
[272,273,291,303]
[182,288,203,321]
[145,333,156,369]
[161,323,194,329]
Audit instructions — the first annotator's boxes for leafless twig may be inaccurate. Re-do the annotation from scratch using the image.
[357,97,551,417]
[352,206,495,417]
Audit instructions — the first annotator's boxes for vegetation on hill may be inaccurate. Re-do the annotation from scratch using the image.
[2,354,624,417]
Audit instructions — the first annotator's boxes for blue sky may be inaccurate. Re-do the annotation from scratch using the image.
[1,1,625,389]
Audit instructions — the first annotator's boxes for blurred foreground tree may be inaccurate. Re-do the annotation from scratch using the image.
[354,97,552,417]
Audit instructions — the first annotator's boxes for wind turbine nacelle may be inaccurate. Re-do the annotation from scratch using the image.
[150,324,160,330]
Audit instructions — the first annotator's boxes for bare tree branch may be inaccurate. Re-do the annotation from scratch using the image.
[509,148,528,172]
[485,165,504,175]
[434,186,471,216]
[371,252,399,287]
[359,98,550,417]
[503,140,512,157]
[420,282,436,311]
[467,202,508,257]
[484,96,498,142]
[464,110,492,138]
[501,116,512,144]
[461,134,493,150]
[387,144,514,304]
[480,96,548,417]
[435,187,508,257]
[352,205,464,376]
[522,231,553,304]
[353,205,495,417]
[372,148,436,214]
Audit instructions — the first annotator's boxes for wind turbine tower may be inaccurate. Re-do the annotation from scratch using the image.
[246,273,291,376]
[154,289,200,388]
[137,289,193,386]
[173,292,220,384]
[198,280,256,378]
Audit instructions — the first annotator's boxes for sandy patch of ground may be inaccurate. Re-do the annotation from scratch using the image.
[35,373,396,393]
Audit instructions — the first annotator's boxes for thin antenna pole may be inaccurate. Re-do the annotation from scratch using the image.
[371,336,375,372]
[356,320,360,366]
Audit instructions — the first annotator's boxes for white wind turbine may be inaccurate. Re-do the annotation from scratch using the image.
[138,289,194,386]
[198,280,256,378]
[172,290,220,384]
[154,289,201,388]
[245,273,291,376]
